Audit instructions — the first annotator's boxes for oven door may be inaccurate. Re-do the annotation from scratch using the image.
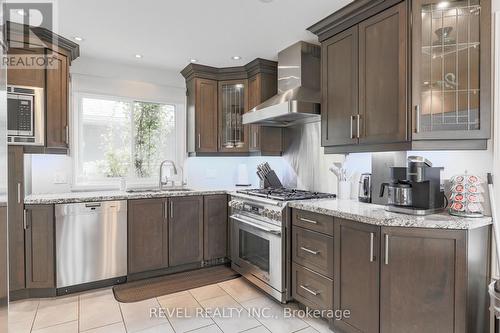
[230,213,282,293]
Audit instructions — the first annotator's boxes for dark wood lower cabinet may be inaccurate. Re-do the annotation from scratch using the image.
[8,146,25,292]
[169,196,204,266]
[203,195,228,261]
[128,195,227,277]
[128,199,168,274]
[292,226,333,279]
[292,263,333,311]
[289,211,490,333]
[0,206,7,302]
[25,205,55,289]
[380,227,475,333]
[333,218,380,333]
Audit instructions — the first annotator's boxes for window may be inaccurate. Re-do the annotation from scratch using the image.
[74,94,179,188]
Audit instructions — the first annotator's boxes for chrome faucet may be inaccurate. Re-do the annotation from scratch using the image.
[159,160,178,190]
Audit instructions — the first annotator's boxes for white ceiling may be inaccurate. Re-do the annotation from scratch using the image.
[56,0,352,71]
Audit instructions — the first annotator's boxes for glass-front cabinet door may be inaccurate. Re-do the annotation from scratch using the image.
[412,0,491,141]
[218,80,248,152]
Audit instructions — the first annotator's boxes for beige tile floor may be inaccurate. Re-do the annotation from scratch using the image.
[8,277,333,333]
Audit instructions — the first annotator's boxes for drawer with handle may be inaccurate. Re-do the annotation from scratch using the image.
[292,262,333,311]
[292,209,334,236]
[292,226,333,279]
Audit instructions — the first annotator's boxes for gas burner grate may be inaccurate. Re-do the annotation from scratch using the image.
[236,188,335,201]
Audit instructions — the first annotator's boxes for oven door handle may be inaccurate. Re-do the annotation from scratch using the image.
[230,215,281,235]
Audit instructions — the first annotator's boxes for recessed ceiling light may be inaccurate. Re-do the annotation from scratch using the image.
[231,56,241,60]
[259,0,273,3]
[437,1,449,9]
[135,54,143,59]
[73,36,84,42]
[190,58,198,63]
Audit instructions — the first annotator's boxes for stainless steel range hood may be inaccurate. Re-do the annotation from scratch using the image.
[243,41,321,127]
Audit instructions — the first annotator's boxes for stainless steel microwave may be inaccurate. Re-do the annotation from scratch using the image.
[7,85,45,146]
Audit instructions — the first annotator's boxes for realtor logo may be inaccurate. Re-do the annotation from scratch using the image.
[2,1,59,69]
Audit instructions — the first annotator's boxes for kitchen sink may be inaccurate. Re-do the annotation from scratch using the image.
[125,188,192,193]
[164,188,192,191]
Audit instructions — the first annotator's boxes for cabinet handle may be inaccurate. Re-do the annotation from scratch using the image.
[415,105,420,133]
[23,209,28,229]
[384,234,389,265]
[170,201,173,219]
[163,201,168,219]
[253,131,257,147]
[65,125,69,144]
[17,183,21,204]
[350,115,354,139]
[356,114,361,139]
[300,246,320,255]
[299,217,317,225]
[370,232,374,262]
[197,133,201,149]
[300,285,320,296]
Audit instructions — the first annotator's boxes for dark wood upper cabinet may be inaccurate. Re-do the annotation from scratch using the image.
[203,194,228,261]
[181,59,279,156]
[218,79,249,153]
[310,0,491,152]
[321,25,359,147]
[168,196,204,266]
[7,146,25,292]
[319,2,408,152]
[358,2,408,145]
[333,218,380,333]
[7,48,45,88]
[6,25,79,154]
[248,73,282,155]
[248,75,261,152]
[128,199,168,274]
[194,78,218,153]
[411,0,491,142]
[25,205,55,289]
[45,50,69,149]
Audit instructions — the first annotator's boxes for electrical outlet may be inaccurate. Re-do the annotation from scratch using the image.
[53,172,67,184]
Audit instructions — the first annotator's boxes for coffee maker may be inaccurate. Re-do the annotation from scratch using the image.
[379,156,445,215]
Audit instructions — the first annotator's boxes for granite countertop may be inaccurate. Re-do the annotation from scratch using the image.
[24,189,228,205]
[24,190,492,230]
[288,199,492,230]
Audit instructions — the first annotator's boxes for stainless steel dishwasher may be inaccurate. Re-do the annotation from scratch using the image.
[55,200,127,290]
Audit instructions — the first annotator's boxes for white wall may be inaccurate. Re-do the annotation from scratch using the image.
[185,156,290,190]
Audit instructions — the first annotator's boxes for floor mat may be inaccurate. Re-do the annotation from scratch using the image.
[113,265,240,303]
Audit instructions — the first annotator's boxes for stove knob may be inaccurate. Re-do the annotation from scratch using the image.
[263,208,270,218]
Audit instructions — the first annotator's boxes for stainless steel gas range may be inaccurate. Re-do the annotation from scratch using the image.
[229,188,334,303]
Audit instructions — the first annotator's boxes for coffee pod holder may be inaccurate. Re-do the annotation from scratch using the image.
[448,172,485,218]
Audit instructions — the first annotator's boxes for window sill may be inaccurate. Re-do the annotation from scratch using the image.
[71,180,159,193]
[70,184,120,192]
